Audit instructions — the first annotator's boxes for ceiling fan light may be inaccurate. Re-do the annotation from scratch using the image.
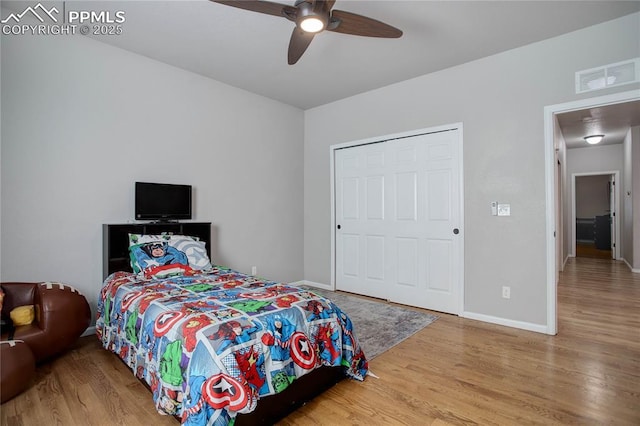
[584,134,604,145]
[300,16,325,33]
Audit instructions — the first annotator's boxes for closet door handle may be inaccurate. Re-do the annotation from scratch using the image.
[337,225,341,230]
[453,228,459,235]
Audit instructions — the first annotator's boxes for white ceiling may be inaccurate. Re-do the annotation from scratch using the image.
[5,0,636,110]
[3,1,639,145]
[557,100,640,149]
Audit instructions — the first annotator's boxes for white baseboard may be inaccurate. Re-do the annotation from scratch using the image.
[462,311,551,335]
[289,280,333,290]
[622,258,640,273]
[81,325,96,337]
[294,283,550,334]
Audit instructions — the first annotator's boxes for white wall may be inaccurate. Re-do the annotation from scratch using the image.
[1,28,305,317]
[567,145,624,176]
[304,13,640,327]
[2,10,638,333]
[575,175,612,218]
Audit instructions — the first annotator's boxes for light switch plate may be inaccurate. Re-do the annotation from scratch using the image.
[497,204,511,216]
[491,201,498,216]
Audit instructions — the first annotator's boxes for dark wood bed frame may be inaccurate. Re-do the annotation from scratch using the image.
[102,222,345,425]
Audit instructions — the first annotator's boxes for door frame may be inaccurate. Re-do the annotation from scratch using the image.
[544,89,640,335]
[570,171,621,259]
[329,122,465,314]
[555,154,563,279]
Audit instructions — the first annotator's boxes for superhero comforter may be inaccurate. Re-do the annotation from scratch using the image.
[96,266,368,425]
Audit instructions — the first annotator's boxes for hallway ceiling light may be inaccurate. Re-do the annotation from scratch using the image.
[584,134,604,145]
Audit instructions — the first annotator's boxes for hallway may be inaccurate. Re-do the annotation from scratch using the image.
[558,257,639,340]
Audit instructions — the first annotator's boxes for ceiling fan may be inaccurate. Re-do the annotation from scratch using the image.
[211,0,403,65]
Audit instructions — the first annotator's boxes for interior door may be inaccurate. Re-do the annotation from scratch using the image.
[335,129,462,314]
[334,141,388,300]
[609,175,615,258]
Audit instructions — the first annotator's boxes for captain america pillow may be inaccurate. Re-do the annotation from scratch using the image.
[128,234,212,279]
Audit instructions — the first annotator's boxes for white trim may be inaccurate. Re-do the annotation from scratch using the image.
[329,123,465,315]
[622,258,640,273]
[0,340,25,346]
[81,325,96,337]
[330,122,463,150]
[544,89,640,336]
[290,280,333,290]
[461,311,548,334]
[544,108,556,335]
[329,144,337,291]
[457,126,465,314]
[570,171,621,259]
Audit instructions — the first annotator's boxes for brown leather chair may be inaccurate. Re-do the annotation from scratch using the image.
[0,282,91,363]
[0,340,35,403]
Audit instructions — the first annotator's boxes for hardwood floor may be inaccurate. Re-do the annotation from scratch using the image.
[2,257,638,425]
[576,242,613,259]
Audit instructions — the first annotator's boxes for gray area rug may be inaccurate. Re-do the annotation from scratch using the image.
[304,287,438,359]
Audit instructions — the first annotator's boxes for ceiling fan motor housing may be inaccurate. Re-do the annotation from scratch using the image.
[295,1,329,33]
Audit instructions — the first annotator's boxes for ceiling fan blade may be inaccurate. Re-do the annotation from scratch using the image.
[288,28,315,65]
[322,0,336,12]
[211,0,296,19]
[329,9,402,38]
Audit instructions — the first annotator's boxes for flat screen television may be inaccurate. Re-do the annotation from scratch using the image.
[135,182,192,221]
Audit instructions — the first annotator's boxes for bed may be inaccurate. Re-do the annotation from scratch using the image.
[96,223,368,425]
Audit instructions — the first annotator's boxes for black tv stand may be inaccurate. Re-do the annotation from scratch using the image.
[102,222,211,278]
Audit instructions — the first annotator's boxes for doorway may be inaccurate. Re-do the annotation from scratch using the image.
[572,173,619,260]
[544,89,640,335]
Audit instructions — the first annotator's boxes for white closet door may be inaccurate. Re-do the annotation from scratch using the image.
[335,142,388,300]
[335,129,462,314]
